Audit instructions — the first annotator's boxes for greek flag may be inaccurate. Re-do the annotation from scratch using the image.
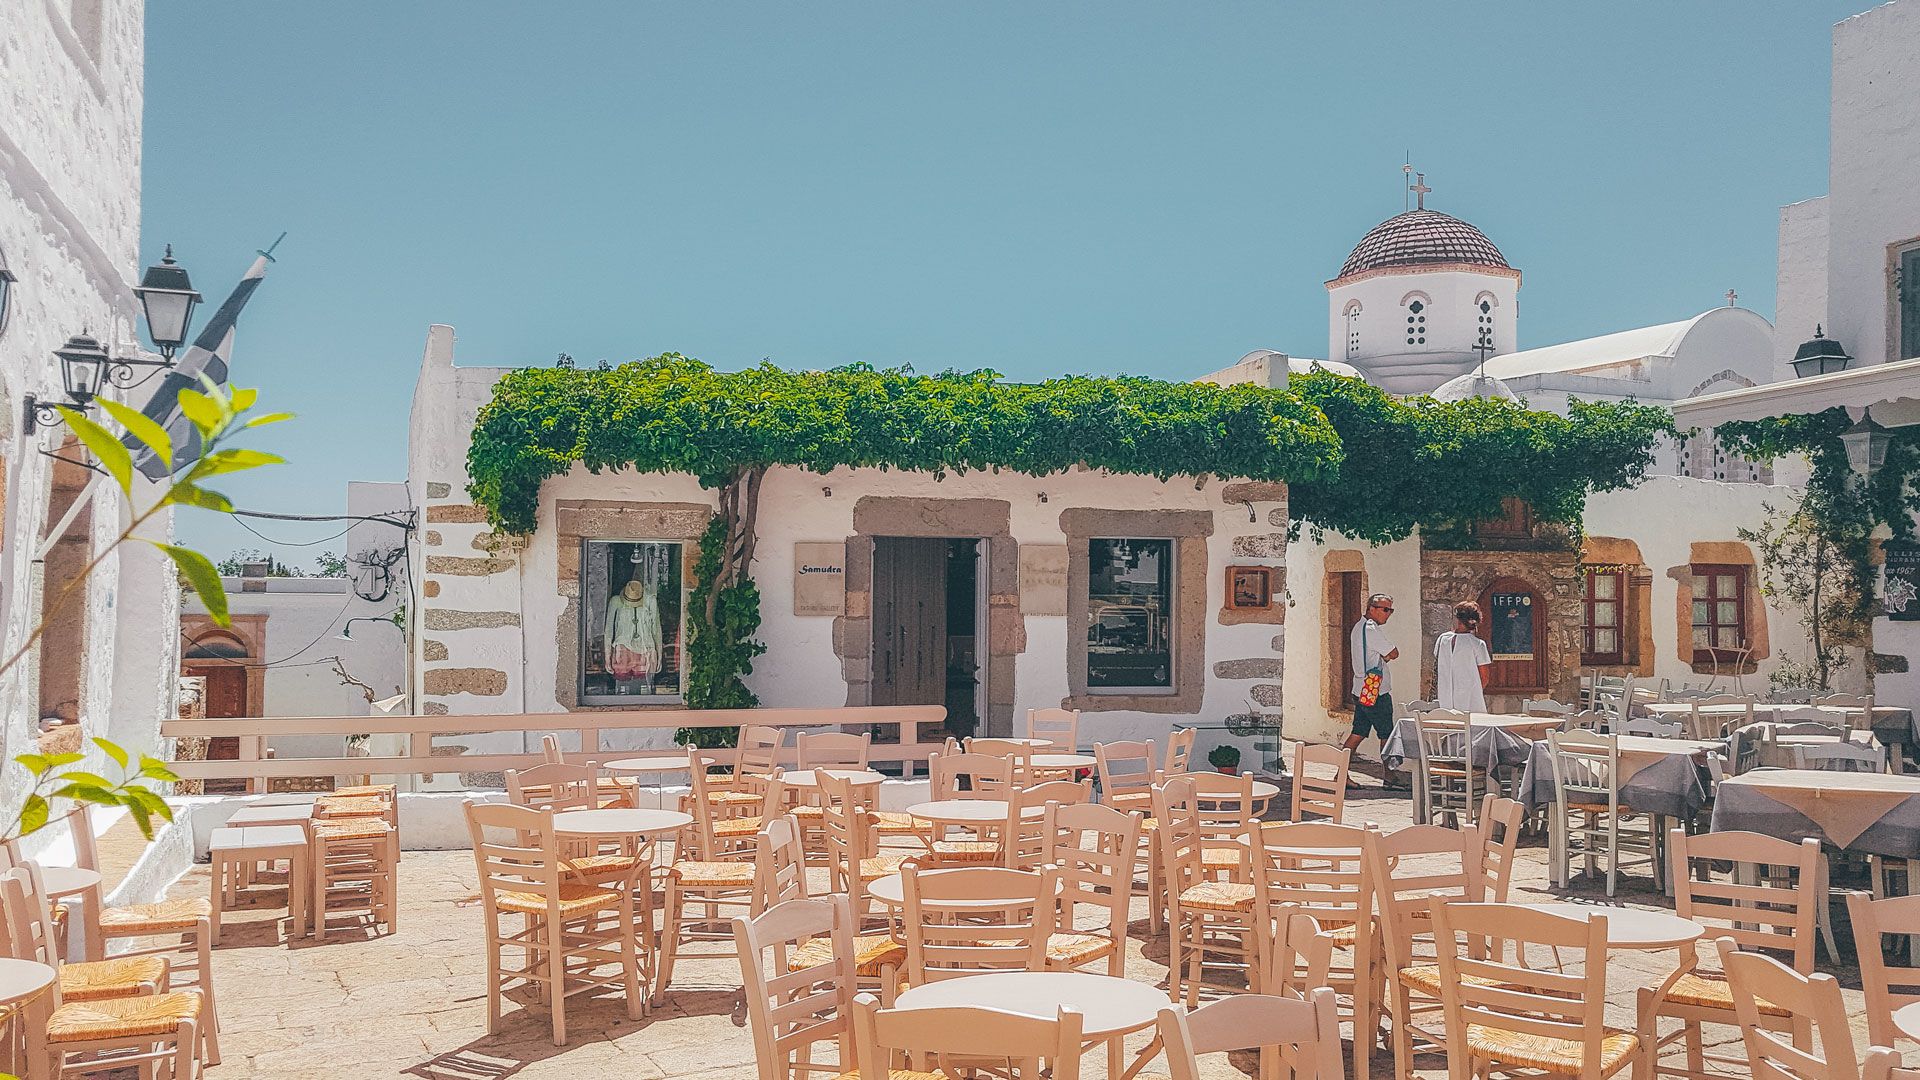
[130,245,273,479]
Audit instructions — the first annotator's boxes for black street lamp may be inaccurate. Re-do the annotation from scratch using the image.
[131,245,201,360]
[21,245,203,436]
[0,261,15,340]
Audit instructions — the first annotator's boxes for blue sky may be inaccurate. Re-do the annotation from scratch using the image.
[143,1,1866,561]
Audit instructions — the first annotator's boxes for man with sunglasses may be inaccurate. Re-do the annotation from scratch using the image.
[1345,593,1409,788]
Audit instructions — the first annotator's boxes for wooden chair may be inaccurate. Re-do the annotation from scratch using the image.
[1545,729,1657,896]
[898,865,1054,984]
[1252,820,1378,1080]
[1799,741,1886,773]
[1563,709,1609,732]
[750,816,808,916]
[50,804,221,1065]
[1715,937,1904,1080]
[733,896,860,1080]
[851,993,1084,1080]
[1261,909,1339,1000]
[1686,695,1756,740]
[1477,794,1525,902]
[965,739,1036,787]
[463,801,641,1045]
[1618,717,1684,738]
[659,776,764,998]
[1412,715,1479,827]
[686,760,766,861]
[1847,891,1920,1049]
[1164,727,1197,776]
[1187,770,1261,879]
[1364,822,1480,1080]
[795,731,871,770]
[1290,742,1351,823]
[817,773,906,927]
[1157,776,1257,1008]
[1156,988,1344,1080]
[0,869,204,1080]
[1093,740,1157,811]
[1039,801,1138,977]
[1433,902,1648,1080]
[1523,698,1575,717]
[1639,829,1821,1080]
[925,754,1014,864]
[506,763,645,887]
[1026,707,1079,751]
[1001,779,1090,870]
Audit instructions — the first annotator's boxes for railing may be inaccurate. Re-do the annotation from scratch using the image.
[159,705,949,787]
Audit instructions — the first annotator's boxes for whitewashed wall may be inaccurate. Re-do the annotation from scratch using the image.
[0,0,170,814]
[1280,531,1424,746]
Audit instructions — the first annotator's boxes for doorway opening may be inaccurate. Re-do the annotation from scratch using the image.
[870,536,984,745]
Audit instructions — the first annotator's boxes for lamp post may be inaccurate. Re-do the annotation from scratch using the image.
[20,246,201,436]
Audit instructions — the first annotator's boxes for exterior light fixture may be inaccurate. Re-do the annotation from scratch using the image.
[1790,325,1852,379]
[0,258,14,341]
[1841,409,1892,477]
[132,245,202,360]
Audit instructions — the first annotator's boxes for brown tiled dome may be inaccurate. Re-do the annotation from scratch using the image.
[1337,209,1510,279]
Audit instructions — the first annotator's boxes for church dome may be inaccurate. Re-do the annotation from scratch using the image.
[1336,209,1512,280]
[1430,371,1519,403]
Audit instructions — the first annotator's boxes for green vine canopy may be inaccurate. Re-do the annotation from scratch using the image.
[465,357,1674,544]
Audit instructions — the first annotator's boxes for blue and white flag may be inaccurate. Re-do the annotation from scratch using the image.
[130,247,272,479]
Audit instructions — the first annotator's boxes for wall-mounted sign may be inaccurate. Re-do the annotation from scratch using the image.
[1489,591,1535,660]
[793,542,846,616]
[1886,541,1920,622]
[1020,545,1068,615]
[1225,565,1273,610]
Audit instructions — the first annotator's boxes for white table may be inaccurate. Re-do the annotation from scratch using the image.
[1032,753,1095,770]
[1533,902,1704,949]
[868,869,1063,910]
[1894,1001,1920,1042]
[39,865,100,901]
[908,800,1009,825]
[892,971,1168,1078]
[780,768,885,789]
[553,808,692,837]
[602,755,692,775]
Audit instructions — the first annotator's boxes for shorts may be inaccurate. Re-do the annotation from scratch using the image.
[1350,693,1394,741]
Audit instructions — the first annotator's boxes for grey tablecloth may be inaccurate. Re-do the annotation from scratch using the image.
[1709,769,1920,859]
[1515,738,1713,822]
[1380,717,1538,773]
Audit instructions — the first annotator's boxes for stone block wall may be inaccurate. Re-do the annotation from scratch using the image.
[1419,548,1582,710]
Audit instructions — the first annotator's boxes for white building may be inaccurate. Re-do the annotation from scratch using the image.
[1677,0,1920,717]
[0,1,179,802]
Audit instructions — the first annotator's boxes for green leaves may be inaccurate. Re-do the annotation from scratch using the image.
[56,407,134,494]
[97,398,171,471]
[156,543,229,626]
[5,737,178,845]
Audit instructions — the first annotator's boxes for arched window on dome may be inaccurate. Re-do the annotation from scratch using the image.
[1343,300,1362,358]
[1401,293,1429,347]
[1474,294,1497,352]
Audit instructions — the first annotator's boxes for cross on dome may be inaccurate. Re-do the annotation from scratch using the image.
[1409,171,1431,211]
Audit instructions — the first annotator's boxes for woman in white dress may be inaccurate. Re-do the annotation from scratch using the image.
[1434,601,1492,713]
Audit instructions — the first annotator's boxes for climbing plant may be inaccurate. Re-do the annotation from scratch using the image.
[1285,371,1676,544]
[1717,409,1920,686]
[679,516,766,748]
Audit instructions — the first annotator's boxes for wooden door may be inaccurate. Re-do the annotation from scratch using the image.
[1478,577,1546,693]
[1336,571,1363,705]
[870,538,949,707]
[192,665,250,794]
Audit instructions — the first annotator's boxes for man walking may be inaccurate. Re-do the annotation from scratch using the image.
[1345,593,1408,787]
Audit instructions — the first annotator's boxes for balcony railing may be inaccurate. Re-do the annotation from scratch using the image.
[158,705,949,788]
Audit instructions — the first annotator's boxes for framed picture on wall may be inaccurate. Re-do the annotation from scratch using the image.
[1225,565,1273,611]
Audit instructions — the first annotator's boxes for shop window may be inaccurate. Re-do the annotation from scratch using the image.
[1691,563,1748,662]
[1899,242,1920,362]
[580,539,686,702]
[1086,538,1174,693]
[1581,568,1624,665]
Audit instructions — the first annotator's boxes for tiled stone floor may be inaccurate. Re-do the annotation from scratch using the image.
[181,780,1884,1079]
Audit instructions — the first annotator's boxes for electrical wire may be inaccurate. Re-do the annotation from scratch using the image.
[233,515,357,548]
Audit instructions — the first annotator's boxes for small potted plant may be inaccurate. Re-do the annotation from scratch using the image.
[1207,743,1242,775]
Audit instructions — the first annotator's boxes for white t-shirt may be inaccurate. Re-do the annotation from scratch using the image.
[1434,630,1492,713]
[1350,618,1394,698]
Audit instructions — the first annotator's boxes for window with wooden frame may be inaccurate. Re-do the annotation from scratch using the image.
[1474,497,1533,540]
[1691,563,1748,662]
[1581,568,1625,665]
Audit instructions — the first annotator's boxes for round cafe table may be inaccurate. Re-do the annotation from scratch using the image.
[602,755,691,776]
[39,865,101,901]
[1533,902,1704,949]
[780,768,886,790]
[1031,753,1096,770]
[553,808,693,837]
[867,869,1065,910]
[1894,1001,1920,1042]
[892,971,1168,1079]
[907,800,1010,826]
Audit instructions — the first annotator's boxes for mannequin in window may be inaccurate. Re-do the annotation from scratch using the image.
[604,579,663,689]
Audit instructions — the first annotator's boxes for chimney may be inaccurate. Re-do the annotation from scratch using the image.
[241,560,270,592]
